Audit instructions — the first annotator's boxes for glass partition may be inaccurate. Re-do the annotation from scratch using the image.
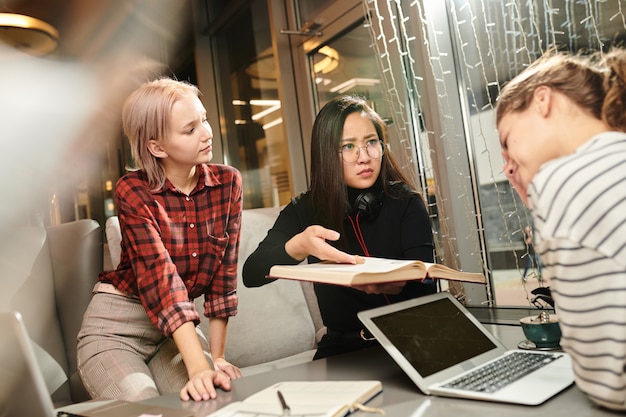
[297,0,335,25]
[309,17,427,199]
[363,0,626,306]
[205,0,626,305]
[445,0,626,305]
[210,0,294,208]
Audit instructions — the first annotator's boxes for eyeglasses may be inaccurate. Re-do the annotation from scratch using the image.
[339,139,385,163]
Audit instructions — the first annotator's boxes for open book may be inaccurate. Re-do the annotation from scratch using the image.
[207,380,382,417]
[267,256,485,286]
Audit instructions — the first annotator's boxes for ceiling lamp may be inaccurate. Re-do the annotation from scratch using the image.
[314,45,339,74]
[0,13,59,56]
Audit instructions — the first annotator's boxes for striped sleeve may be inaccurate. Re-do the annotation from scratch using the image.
[529,132,626,410]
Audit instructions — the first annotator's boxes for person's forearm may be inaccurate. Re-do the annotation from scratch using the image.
[208,317,228,360]
[172,321,212,377]
[242,243,294,287]
[208,317,243,380]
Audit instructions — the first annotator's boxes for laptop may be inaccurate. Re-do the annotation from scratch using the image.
[0,310,58,417]
[0,311,192,417]
[357,292,575,405]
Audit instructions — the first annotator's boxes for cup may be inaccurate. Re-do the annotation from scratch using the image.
[519,311,561,348]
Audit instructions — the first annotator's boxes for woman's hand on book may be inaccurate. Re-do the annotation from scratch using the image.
[354,281,406,295]
[285,225,357,264]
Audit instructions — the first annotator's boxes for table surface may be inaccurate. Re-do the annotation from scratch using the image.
[139,322,619,417]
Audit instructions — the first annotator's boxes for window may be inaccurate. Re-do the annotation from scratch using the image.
[210,0,294,208]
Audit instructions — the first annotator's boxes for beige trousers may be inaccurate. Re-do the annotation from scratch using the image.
[76,292,210,401]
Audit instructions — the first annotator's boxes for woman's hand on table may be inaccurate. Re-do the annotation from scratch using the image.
[180,368,231,401]
[213,357,242,380]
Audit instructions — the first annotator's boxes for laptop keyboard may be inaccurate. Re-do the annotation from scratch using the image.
[442,351,562,393]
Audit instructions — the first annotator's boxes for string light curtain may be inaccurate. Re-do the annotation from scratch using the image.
[362,0,626,306]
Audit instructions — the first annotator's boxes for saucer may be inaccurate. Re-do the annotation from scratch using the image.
[517,339,562,351]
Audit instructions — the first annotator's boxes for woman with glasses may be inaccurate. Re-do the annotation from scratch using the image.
[243,95,436,359]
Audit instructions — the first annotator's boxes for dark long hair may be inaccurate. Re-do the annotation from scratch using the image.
[309,95,418,237]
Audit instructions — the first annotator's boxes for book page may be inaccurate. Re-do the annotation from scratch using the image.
[269,257,484,285]
[273,257,419,274]
[424,263,486,283]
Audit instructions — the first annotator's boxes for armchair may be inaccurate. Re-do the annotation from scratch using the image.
[0,219,102,406]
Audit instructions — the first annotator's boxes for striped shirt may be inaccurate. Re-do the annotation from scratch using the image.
[99,163,242,337]
[528,131,626,411]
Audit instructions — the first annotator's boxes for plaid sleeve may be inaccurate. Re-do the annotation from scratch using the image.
[203,166,242,318]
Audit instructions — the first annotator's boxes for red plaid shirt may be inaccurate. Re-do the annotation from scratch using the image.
[99,164,242,337]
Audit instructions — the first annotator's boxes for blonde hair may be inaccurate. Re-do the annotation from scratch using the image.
[121,78,201,191]
[496,48,626,132]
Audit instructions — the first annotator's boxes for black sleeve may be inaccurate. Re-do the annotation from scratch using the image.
[242,201,309,287]
[400,194,435,262]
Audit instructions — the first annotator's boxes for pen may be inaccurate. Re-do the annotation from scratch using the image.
[277,389,291,416]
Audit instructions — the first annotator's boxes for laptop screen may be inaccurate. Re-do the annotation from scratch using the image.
[370,297,497,377]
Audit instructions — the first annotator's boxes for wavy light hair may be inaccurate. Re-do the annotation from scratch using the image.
[496,48,626,132]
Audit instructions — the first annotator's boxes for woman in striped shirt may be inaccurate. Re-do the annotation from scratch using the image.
[496,48,626,411]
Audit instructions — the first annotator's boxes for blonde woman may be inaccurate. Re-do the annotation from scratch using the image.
[77,78,242,402]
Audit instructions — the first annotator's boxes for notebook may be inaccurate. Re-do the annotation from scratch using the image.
[207,380,383,417]
[357,292,574,405]
[0,311,192,417]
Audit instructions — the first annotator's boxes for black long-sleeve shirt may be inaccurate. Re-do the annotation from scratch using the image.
[242,189,436,334]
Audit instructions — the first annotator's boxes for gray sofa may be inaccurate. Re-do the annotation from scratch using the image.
[0,219,102,406]
[0,207,321,409]
[105,206,325,376]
